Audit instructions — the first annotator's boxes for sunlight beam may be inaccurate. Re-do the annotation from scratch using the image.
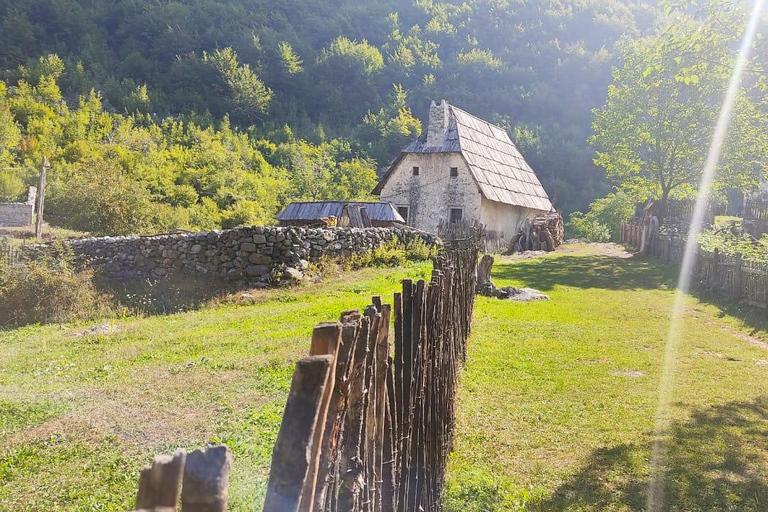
[647,1,767,510]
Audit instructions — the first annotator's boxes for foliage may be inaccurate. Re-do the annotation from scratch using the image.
[567,191,635,242]
[0,248,111,327]
[0,0,665,217]
[404,236,438,261]
[567,213,612,243]
[698,228,768,261]
[0,67,376,234]
[590,1,768,212]
[344,236,436,269]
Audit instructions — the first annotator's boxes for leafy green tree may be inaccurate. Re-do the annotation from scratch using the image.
[204,48,272,124]
[358,84,421,166]
[47,159,155,235]
[590,1,768,213]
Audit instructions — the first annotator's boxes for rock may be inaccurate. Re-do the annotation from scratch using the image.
[189,244,203,254]
[298,259,309,270]
[153,267,168,277]
[283,267,303,281]
[241,242,257,252]
[253,234,267,244]
[248,253,271,265]
[246,264,269,276]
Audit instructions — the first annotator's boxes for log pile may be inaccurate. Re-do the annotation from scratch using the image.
[510,212,564,253]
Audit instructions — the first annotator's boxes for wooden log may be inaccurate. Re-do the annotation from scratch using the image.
[135,450,186,511]
[264,355,333,512]
[541,227,555,252]
[477,255,494,288]
[180,446,232,512]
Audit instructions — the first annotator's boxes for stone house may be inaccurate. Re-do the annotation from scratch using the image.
[373,100,553,235]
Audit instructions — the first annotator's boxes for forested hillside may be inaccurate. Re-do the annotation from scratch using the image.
[0,0,657,234]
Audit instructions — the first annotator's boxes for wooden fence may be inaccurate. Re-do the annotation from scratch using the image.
[0,241,23,264]
[621,220,768,309]
[263,242,478,512]
[133,445,232,512]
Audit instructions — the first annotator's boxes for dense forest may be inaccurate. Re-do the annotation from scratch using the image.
[0,0,668,233]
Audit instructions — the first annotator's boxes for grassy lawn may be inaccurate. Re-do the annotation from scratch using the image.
[2,244,768,510]
[445,244,768,511]
[0,263,434,511]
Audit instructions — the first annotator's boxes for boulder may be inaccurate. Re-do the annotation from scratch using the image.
[283,267,303,282]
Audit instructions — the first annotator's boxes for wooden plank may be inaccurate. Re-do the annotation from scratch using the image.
[315,314,361,511]
[301,323,342,512]
[180,446,232,512]
[135,450,186,511]
[338,314,372,511]
[264,355,333,512]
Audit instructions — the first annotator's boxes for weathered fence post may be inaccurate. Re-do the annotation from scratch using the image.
[264,355,334,512]
[180,446,232,512]
[711,248,720,293]
[136,450,186,511]
[733,254,743,301]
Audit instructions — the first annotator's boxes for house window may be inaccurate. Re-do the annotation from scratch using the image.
[450,167,459,177]
[449,208,463,224]
[397,206,410,225]
[412,166,420,176]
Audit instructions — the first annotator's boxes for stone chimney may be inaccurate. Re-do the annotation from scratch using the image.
[426,99,449,147]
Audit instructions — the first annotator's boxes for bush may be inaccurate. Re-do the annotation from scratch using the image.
[567,191,635,242]
[698,229,768,261]
[567,213,612,242]
[404,237,438,262]
[0,248,112,327]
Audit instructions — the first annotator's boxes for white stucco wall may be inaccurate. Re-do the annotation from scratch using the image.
[379,152,547,235]
[379,153,482,234]
[479,197,541,238]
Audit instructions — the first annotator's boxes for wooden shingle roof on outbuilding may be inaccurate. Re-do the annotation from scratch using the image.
[374,101,553,212]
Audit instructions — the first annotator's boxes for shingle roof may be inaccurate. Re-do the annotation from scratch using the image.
[374,103,553,212]
[277,201,405,222]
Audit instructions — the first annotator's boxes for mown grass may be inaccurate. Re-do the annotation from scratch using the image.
[2,245,768,511]
[444,245,768,511]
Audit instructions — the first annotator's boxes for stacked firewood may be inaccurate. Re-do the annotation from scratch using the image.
[510,212,564,253]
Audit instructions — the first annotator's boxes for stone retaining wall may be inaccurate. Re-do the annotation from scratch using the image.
[33,226,436,283]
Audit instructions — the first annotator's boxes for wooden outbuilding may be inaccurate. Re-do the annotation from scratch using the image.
[276,201,406,228]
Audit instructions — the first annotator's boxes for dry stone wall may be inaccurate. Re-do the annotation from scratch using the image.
[36,226,436,283]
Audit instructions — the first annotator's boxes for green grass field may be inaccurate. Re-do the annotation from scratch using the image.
[2,244,768,510]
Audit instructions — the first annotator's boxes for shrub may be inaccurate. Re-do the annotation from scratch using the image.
[698,229,768,261]
[404,237,438,261]
[567,213,612,242]
[0,248,112,327]
[568,191,635,242]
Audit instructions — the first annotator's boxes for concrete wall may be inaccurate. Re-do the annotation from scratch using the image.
[379,153,482,234]
[479,198,541,238]
[27,226,437,283]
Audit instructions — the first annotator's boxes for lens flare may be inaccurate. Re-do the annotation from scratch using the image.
[646,1,766,510]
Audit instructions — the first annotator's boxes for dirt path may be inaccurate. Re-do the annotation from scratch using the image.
[589,242,633,259]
